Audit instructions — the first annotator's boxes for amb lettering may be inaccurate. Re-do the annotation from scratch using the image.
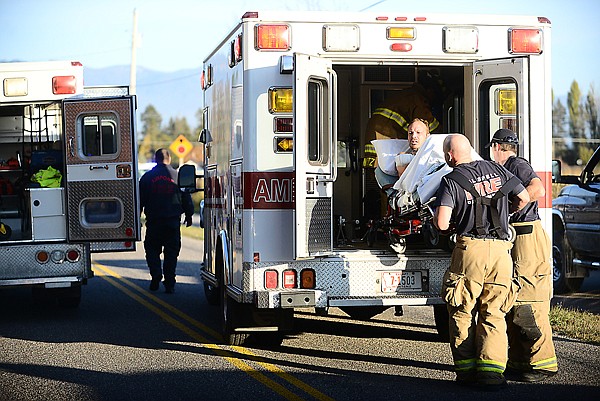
[253,178,294,203]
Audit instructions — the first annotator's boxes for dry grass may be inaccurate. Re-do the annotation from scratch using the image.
[549,304,600,345]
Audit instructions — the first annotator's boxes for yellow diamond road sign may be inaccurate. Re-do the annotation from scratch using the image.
[169,135,193,158]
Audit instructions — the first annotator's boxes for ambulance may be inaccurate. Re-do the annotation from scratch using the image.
[0,61,139,306]
[180,11,552,345]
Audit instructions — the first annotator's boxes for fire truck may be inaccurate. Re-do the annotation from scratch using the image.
[0,61,139,307]
[179,11,553,345]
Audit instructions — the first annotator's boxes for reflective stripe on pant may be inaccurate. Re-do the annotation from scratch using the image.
[507,300,558,372]
[508,220,558,372]
[442,236,514,374]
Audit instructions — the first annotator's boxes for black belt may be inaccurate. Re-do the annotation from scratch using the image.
[513,224,534,235]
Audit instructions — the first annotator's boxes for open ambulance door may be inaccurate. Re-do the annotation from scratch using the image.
[293,53,337,259]
[472,57,529,158]
[63,96,140,251]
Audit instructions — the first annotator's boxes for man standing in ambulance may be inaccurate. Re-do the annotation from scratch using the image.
[363,71,443,169]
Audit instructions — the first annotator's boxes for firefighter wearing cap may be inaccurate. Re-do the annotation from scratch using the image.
[434,134,530,389]
[488,128,558,383]
[363,83,441,169]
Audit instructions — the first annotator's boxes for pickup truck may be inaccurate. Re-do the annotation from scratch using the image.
[552,145,600,293]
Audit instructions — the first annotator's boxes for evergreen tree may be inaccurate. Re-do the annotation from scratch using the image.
[585,84,599,144]
[138,105,169,163]
[165,116,192,141]
[552,96,569,161]
[567,80,586,162]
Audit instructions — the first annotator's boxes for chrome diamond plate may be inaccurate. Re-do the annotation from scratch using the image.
[0,243,89,281]
[242,250,449,307]
[306,198,332,254]
[67,179,136,241]
[64,98,133,165]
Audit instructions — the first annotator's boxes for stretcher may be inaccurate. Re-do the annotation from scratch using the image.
[369,134,480,252]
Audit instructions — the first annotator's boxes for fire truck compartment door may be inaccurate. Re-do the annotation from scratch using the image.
[62,96,140,244]
[473,57,529,158]
[293,53,336,259]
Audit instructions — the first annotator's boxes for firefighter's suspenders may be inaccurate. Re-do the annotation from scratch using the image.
[446,170,520,237]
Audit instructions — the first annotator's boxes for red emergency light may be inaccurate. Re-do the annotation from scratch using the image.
[52,75,77,95]
[255,24,290,50]
[509,28,542,54]
[390,43,413,52]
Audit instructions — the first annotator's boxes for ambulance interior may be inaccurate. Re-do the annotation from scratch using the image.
[332,64,470,250]
[0,103,65,243]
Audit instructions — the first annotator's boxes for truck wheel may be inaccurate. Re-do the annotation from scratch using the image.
[220,283,249,346]
[433,304,450,342]
[553,231,584,294]
[203,281,220,306]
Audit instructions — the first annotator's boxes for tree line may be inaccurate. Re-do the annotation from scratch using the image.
[137,104,203,165]
[553,81,600,165]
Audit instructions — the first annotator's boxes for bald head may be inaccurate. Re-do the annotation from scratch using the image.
[443,134,473,167]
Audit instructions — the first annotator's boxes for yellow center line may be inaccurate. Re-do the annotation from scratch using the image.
[94,262,334,401]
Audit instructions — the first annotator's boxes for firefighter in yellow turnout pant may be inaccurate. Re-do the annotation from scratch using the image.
[434,134,530,389]
[488,129,558,382]
[363,80,441,169]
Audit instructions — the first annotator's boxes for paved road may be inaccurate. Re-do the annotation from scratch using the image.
[0,234,598,401]
[552,269,600,314]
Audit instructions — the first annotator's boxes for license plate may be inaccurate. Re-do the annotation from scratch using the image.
[381,271,422,293]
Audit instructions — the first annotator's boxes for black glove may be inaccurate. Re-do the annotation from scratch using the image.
[185,215,193,227]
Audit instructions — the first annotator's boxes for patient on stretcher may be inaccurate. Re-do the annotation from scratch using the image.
[372,133,481,215]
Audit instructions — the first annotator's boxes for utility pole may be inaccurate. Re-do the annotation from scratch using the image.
[130,8,138,96]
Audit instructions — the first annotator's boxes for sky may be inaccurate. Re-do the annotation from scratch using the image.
[1,0,599,97]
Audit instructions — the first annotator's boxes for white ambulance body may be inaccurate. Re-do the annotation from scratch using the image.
[195,11,552,345]
[0,61,140,306]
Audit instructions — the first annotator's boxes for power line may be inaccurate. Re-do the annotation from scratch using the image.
[359,0,387,12]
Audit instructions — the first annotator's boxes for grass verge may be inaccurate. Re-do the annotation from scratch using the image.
[181,225,204,241]
[550,304,600,345]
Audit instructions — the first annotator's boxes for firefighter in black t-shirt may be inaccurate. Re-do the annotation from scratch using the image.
[488,128,558,382]
[434,134,529,389]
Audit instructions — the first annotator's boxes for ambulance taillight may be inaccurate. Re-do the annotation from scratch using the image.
[300,269,315,289]
[282,270,296,289]
[265,270,278,289]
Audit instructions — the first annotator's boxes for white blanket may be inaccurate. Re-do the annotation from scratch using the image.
[372,134,481,211]
[371,139,409,176]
